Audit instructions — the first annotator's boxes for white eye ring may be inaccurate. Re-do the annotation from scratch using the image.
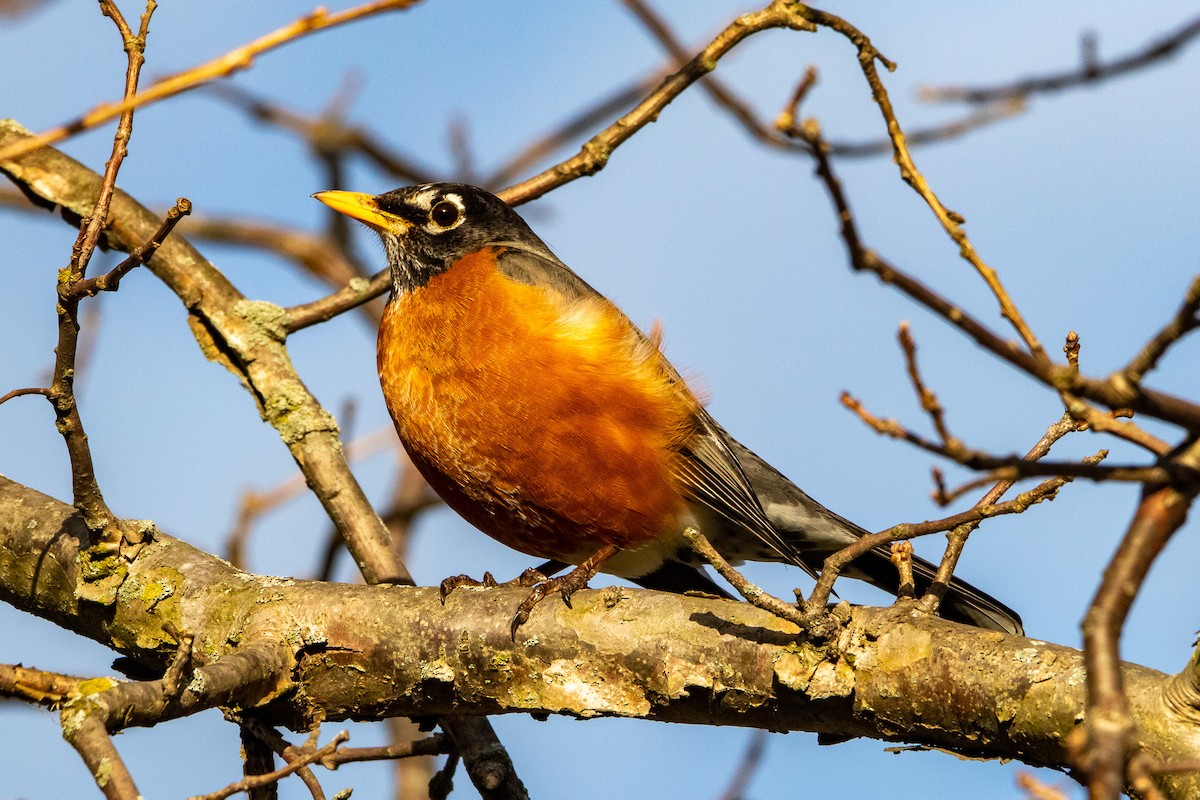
[430,201,459,227]
[426,194,465,231]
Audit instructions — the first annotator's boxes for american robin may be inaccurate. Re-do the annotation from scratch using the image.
[314,183,1022,637]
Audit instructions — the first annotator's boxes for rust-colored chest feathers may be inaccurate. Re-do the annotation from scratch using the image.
[377,248,696,561]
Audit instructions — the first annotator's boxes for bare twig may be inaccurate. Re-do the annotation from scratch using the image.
[0,385,51,405]
[69,198,191,299]
[808,448,1106,611]
[682,527,813,631]
[238,719,283,800]
[181,210,372,286]
[206,82,439,187]
[890,541,915,599]
[932,470,1002,507]
[483,75,658,188]
[826,99,1027,157]
[189,731,350,800]
[716,730,769,800]
[48,0,155,539]
[621,0,806,154]
[226,426,400,569]
[1016,772,1071,800]
[441,717,529,800]
[0,1,423,165]
[285,269,391,333]
[318,734,451,767]
[1120,275,1200,388]
[841,392,1162,482]
[924,413,1088,613]
[923,14,1200,105]
[897,322,953,445]
[500,1,819,205]
[428,752,460,800]
[801,7,1049,362]
[63,711,141,800]
[773,66,819,135]
[793,118,1200,432]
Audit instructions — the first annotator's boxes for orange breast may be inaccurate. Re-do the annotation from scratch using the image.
[377,247,696,562]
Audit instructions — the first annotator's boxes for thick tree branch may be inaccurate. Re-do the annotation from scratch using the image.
[3,475,1199,798]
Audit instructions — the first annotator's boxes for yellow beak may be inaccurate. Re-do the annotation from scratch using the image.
[312,190,408,233]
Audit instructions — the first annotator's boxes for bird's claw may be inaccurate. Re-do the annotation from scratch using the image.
[509,568,595,639]
[439,568,548,604]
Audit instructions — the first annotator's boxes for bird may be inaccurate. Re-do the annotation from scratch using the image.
[313,182,1023,638]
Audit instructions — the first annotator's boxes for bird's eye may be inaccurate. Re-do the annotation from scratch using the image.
[430,201,460,228]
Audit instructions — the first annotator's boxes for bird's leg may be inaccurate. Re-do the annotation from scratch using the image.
[510,545,621,638]
[438,561,565,602]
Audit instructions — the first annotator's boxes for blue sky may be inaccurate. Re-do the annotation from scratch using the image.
[2,2,1199,798]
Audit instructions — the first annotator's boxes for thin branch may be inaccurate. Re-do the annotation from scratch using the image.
[318,734,451,767]
[1077,476,1198,799]
[808,449,1106,611]
[931,469,1000,507]
[0,385,51,405]
[798,6,1050,362]
[773,66,819,135]
[826,99,1027,157]
[284,269,390,333]
[840,391,1168,482]
[181,212,372,289]
[319,448,439,582]
[621,0,807,153]
[238,719,283,800]
[225,425,400,569]
[440,717,529,800]
[238,715,333,800]
[207,81,439,187]
[385,717,439,800]
[682,527,819,634]
[483,75,658,189]
[1120,275,1200,388]
[924,413,1087,614]
[922,14,1200,105]
[0,1,423,165]
[68,197,191,299]
[897,322,952,444]
[48,0,155,537]
[890,541,916,599]
[499,0,819,205]
[716,730,769,800]
[792,117,1200,432]
[0,663,87,706]
[189,732,350,800]
[63,711,141,800]
[428,752,459,800]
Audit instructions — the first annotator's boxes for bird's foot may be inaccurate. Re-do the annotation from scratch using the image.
[510,545,620,639]
[439,567,547,603]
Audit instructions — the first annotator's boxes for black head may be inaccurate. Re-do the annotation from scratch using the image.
[313,182,551,294]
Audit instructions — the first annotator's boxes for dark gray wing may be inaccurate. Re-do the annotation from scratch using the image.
[493,246,1022,635]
